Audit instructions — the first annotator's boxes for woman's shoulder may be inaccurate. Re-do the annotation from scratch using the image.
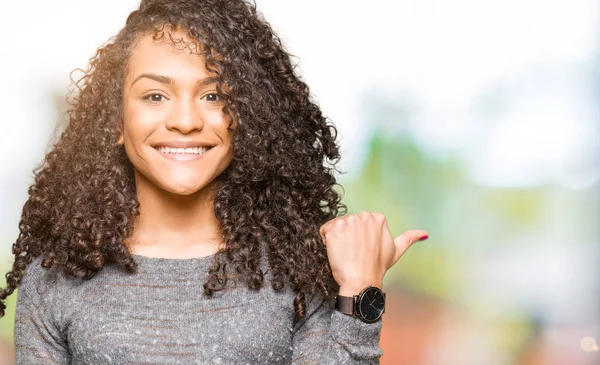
[18,257,68,304]
[18,256,109,305]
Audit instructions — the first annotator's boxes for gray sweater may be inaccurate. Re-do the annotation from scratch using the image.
[14,254,383,364]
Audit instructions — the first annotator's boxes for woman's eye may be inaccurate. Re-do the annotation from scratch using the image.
[143,92,166,103]
[203,93,221,102]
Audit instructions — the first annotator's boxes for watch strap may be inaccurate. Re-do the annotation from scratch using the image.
[335,294,355,316]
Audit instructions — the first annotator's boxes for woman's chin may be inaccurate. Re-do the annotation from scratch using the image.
[161,181,208,197]
[149,169,212,195]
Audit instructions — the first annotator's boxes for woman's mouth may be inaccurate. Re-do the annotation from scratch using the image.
[154,146,213,161]
[156,146,210,155]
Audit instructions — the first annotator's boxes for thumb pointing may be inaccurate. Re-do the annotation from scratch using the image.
[392,229,429,263]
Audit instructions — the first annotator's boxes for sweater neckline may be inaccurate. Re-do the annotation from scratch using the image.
[131,253,215,271]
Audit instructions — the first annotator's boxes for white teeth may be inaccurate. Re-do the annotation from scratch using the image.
[157,146,209,155]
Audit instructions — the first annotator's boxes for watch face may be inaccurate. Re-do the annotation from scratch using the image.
[356,287,385,323]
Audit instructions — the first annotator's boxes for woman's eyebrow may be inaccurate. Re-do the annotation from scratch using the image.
[131,73,174,86]
[130,73,219,87]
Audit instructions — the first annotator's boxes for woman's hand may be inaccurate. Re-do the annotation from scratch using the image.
[319,211,428,296]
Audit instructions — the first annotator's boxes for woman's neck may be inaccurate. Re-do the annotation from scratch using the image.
[126,172,224,259]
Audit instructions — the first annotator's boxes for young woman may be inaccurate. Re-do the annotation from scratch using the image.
[0,0,428,363]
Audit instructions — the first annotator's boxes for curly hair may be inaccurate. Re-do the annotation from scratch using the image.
[0,0,345,319]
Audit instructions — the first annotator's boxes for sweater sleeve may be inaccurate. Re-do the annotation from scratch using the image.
[291,292,383,364]
[14,260,71,364]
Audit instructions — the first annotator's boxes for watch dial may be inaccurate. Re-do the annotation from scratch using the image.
[357,287,385,323]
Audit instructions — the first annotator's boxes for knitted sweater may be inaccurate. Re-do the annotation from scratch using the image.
[14,254,383,364]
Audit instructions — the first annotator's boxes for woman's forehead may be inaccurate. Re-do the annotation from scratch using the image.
[125,30,212,85]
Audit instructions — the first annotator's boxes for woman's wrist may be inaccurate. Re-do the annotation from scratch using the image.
[338,281,383,297]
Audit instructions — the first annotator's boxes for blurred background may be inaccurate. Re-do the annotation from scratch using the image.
[0,0,598,364]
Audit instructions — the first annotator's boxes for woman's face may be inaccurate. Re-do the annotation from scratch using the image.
[120,31,233,197]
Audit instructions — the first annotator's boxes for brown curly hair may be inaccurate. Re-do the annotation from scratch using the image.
[0,0,345,319]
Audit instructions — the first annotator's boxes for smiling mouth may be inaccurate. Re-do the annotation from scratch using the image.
[155,146,212,155]
[153,145,215,162]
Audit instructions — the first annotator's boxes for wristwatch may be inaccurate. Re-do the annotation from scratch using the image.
[335,286,386,323]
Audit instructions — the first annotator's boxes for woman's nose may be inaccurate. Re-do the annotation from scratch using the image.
[165,97,204,134]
